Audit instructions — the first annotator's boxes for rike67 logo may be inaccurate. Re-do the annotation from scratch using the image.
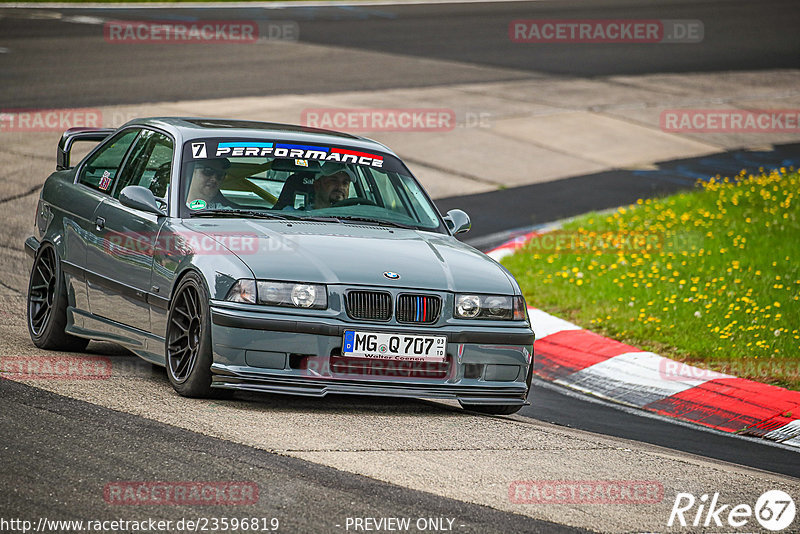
[668,490,795,531]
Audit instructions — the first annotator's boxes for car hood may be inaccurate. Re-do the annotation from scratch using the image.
[182,219,516,293]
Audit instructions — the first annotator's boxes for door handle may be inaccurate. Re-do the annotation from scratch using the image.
[95,217,105,230]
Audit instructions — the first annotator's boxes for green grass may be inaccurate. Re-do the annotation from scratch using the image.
[503,168,800,389]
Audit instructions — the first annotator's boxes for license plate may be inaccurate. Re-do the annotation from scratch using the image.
[343,331,447,362]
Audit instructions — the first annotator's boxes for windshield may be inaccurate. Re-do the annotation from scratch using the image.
[180,138,444,232]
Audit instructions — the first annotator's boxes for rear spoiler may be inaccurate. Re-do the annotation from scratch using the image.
[57,127,115,171]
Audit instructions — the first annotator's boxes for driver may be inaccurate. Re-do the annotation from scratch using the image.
[313,163,353,209]
[186,158,234,209]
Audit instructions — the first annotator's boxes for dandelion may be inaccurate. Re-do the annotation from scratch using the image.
[503,167,797,385]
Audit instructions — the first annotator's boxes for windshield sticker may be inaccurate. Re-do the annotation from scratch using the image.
[191,142,207,158]
[188,199,207,210]
[98,170,112,191]
[295,159,308,167]
[211,141,384,168]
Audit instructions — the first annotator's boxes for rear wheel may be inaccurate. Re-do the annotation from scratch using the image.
[27,244,89,351]
[165,272,215,397]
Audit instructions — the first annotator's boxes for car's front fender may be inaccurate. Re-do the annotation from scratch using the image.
[152,222,257,304]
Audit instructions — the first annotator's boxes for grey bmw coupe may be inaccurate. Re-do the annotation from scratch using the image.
[26,118,534,414]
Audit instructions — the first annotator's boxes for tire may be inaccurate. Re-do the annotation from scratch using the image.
[27,244,89,352]
[165,271,215,397]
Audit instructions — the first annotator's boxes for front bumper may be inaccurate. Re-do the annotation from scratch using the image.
[209,305,534,405]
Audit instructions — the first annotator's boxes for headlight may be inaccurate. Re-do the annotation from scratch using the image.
[455,294,481,318]
[256,281,327,309]
[290,284,319,308]
[225,279,256,304]
[226,280,327,309]
[454,294,527,320]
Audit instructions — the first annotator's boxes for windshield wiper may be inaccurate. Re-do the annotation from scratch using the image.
[192,209,344,224]
[297,215,343,223]
[337,216,417,230]
[259,212,343,223]
[191,209,291,220]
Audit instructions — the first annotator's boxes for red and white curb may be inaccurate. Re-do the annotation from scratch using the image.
[486,231,800,449]
[486,230,549,262]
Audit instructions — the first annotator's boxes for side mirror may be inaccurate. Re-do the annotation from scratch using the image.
[119,185,166,216]
[443,209,471,235]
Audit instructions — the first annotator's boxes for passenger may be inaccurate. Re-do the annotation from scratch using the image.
[186,158,234,209]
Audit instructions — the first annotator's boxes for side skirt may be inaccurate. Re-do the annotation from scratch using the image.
[67,307,166,366]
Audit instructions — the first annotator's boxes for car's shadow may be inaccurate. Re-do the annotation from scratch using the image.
[87,340,466,417]
[222,390,464,417]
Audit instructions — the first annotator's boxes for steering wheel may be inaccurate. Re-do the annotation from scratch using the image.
[333,197,377,207]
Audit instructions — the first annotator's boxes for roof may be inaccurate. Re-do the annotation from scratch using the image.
[125,117,395,156]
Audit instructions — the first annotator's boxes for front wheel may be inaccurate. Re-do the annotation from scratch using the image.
[27,244,89,352]
[165,272,215,397]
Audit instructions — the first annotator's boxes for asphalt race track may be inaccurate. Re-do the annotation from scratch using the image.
[1,378,579,534]
[526,379,800,480]
[1,1,799,532]
[1,0,799,108]
[443,142,800,249]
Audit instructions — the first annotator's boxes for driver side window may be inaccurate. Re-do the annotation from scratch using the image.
[112,129,174,206]
[78,129,140,193]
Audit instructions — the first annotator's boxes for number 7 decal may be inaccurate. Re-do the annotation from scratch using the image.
[191,142,207,158]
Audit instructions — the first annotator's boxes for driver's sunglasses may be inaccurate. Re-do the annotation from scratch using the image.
[199,165,225,178]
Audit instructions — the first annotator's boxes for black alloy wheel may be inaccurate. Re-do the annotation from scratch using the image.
[166,272,215,397]
[27,244,89,351]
